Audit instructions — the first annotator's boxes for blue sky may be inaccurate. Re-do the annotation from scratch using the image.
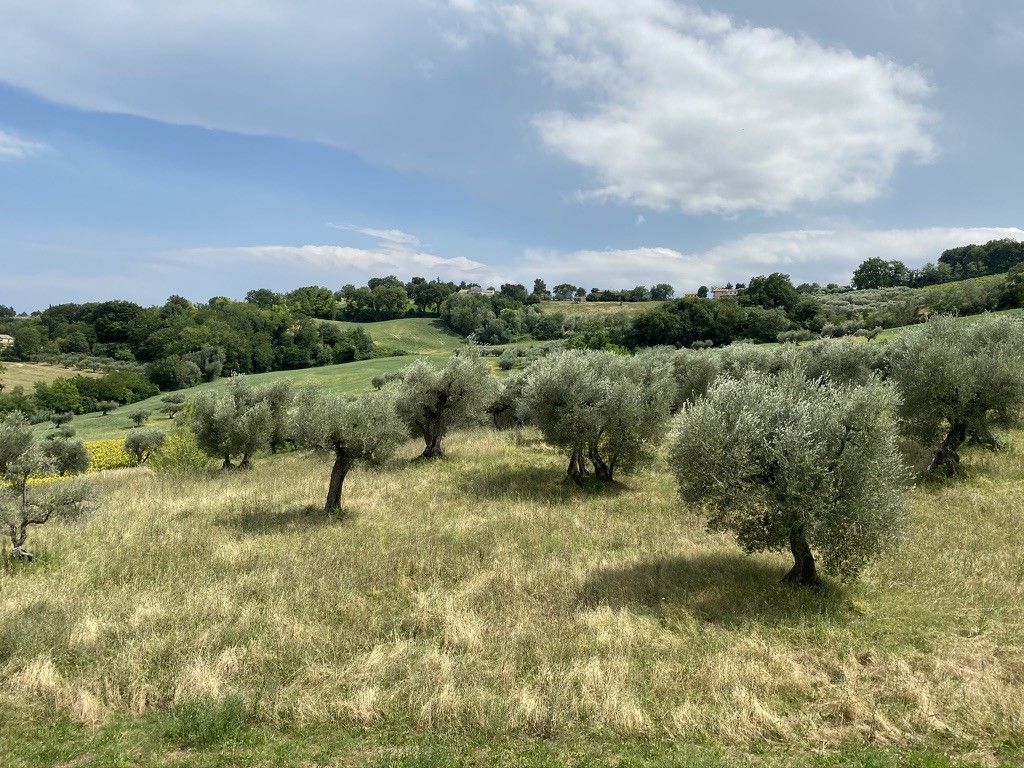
[1,0,1022,310]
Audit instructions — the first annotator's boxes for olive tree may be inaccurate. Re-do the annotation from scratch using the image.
[125,429,167,465]
[96,400,120,416]
[393,355,497,458]
[797,338,884,386]
[291,387,406,512]
[262,380,295,452]
[669,348,720,411]
[890,315,1024,473]
[488,371,530,431]
[0,412,91,560]
[523,350,675,483]
[189,379,274,469]
[667,373,906,586]
[130,410,152,428]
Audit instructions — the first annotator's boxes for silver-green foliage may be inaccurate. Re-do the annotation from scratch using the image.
[125,429,167,466]
[667,373,907,584]
[797,338,884,387]
[291,387,407,511]
[889,314,1024,472]
[393,355,497,458]
[189,379,274,469]
[0,411,91,560]
[523,349,675,482]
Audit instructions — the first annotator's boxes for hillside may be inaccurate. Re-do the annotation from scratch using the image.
[0,362,101,390]
[2,427,1022,767]
[324,317,466,355]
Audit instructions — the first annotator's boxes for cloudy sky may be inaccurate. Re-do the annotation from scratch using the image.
[1,0,1022,310]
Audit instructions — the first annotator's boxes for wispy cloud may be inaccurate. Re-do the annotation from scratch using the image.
[174,243,485,281]
[0,128,49,160]
[327,223,422,248]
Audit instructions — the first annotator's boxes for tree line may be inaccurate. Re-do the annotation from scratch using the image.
[852,239,1024,290]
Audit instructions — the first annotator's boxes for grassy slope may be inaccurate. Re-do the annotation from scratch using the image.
[1,430,1022,766]
[0,362,100,390]
[59,355,437,442]
[324,317,466,355]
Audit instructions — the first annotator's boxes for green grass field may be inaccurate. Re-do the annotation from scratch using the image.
[324,317,466,355]
[1,427,1022,767]
[0,362,100,391]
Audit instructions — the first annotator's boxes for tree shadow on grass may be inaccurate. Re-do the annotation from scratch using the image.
[456,461,629,504]
[577,552,855,627]
[219,504,351,535]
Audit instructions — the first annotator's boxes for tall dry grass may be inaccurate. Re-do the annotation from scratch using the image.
[0,429,1022,759]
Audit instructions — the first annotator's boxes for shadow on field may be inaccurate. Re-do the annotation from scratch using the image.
[457,462,628,503]
[220,504,346,535]
[578,553,852,626]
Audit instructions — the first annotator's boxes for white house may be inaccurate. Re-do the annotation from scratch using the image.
[0,333,14,349]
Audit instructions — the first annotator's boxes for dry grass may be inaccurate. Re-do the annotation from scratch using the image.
[1,429,1022,762]
[0,362,100,390]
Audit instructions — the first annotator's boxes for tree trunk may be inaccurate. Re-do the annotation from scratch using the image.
[222,456,233,470]
[567,447,587,484]
[325,453,352,512]
[239,453,252,470]
[782,525,819,587]
[422,427,444,459]
[588,444,612,482]
[928,421,967,474]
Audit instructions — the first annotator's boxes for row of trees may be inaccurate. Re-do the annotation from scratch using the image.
[852,239,1024,290]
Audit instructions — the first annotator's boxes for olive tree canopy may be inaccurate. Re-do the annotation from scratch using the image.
[0,412,91,560]
[393,355,497,458]
[523,349,675,483]
[890,314,1024,473]
[667,373,907,586]
[291,387,406,512]
[189,379,274,469]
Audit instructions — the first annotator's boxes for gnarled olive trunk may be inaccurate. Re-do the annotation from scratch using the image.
[782,524,819,587]
[567,447,588,485]
[222,456,233,470]
[928,421,967,475]
[588,444,613,482]
[325,452,353,512]
[422,427,444,459]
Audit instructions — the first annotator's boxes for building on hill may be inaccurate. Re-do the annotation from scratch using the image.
[0,334,14,349]
[712,287,739,300]
[458,286,495,297]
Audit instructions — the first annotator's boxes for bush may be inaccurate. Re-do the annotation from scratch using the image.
[149,427,211,474]
[86,439,134,472]
[667,373,907,585]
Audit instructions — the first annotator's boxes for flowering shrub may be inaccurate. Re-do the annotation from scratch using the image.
[86,439,134,472]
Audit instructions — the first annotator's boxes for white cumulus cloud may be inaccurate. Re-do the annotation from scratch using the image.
[454,0,937,214]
